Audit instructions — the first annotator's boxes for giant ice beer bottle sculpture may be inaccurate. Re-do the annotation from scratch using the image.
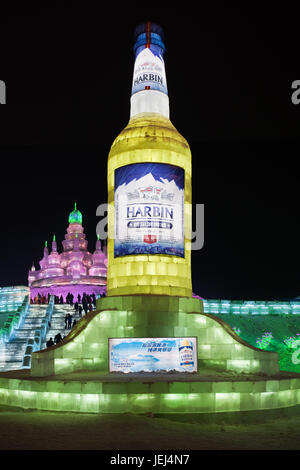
[107,22,192,297]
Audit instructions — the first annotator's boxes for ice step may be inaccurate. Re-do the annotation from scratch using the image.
[13,330,35,339]
[0,363,25,371]
[0,304,50,371]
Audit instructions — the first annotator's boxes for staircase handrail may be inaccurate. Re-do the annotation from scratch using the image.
[22,296,55,368]
[0,295,29,344]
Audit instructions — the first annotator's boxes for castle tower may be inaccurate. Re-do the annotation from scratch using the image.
[61,203,88,253]
[60,204,91,277]
[39,241,49,271]
[28,203,107,300]
[28,262,36,287]
[89,235,107,277]
[107,22,192,297]
[43,234,64,278]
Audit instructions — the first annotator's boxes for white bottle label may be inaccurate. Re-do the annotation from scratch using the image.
[132,47,168,96]
[179,340,195,370]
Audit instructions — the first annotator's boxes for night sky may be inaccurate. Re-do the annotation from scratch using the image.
[0,5,299,301]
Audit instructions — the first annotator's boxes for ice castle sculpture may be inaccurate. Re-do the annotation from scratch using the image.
[28,203,107,301]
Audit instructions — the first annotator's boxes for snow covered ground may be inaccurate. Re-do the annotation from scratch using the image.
[1,406,300,450]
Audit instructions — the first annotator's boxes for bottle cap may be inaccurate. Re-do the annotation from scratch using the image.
[133,21,165,55]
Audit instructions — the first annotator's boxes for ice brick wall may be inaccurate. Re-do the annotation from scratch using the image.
[30,296,279,377]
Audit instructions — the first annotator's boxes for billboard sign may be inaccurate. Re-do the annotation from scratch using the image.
[109,337,197,373]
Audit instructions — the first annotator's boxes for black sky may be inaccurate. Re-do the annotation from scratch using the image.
[0,5,299,300]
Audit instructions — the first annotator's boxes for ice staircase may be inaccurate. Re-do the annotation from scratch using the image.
[0,304,48,371]
[41,304,80,349]
[0,302,97,371]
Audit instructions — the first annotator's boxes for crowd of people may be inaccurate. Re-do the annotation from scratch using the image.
[43,291,106,349]
[31,293,50,304]
[31,291,106,305]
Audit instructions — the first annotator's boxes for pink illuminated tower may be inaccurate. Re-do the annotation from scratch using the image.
[28,203,107,302]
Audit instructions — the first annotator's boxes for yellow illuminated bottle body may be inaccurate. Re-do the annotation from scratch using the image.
[107,112,192,297]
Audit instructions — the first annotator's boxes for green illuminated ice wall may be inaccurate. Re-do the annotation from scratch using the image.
[31,295,279,377]
[202,299,300,373]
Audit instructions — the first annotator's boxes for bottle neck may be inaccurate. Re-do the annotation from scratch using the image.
[130,28,169,119]
[130,90,169,119]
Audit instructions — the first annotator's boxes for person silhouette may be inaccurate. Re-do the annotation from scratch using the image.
[46,338,54,348]
[54,333,62,344]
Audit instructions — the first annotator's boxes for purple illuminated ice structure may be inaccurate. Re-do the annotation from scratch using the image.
[28,205,107,302]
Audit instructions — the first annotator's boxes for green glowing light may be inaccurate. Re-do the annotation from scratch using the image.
[233,326,241,336]
[256,332,273,350]
[68,202,82,225]
[283,335,300,349]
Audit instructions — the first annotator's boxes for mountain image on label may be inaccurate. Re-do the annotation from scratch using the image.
[114,162,185,258]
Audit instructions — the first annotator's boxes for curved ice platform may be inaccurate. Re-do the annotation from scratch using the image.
[0,295,299,417]
[1,367,300,416]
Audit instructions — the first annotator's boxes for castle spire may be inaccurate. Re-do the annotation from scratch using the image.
[95,233,101,251]
[52,234,57,252]
[43,240,49,258]
[68,202,82,225]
